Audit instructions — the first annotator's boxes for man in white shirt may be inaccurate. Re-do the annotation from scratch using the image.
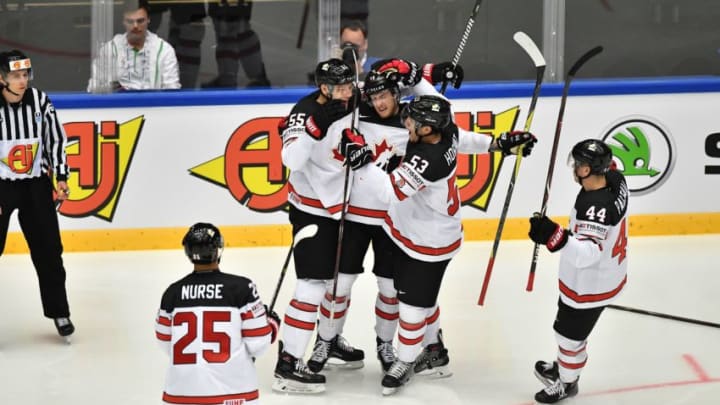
[88,0,180,92]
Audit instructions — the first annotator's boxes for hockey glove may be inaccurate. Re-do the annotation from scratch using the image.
[320,99,349,123]
[496,131,538,157]
[376,58,421,87]
[529,213,568,252]
[264,305,281,344]
[340,128,373,170]
[423,62,464,89]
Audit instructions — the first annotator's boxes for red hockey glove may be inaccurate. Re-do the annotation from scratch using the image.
[496,131,538,157]
[340,128,373,170]
[376,58,421,87]
[264,305,281,344]
[529,213,568,252]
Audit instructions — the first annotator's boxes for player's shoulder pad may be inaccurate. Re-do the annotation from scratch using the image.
[574,171,629,226]
[403,134,457,182]
[288,92,332,140]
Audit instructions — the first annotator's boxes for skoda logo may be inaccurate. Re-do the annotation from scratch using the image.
[601,116,675,195]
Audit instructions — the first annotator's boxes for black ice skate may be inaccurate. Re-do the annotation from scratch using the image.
[534,378,579,404]
[273,342,326,394]
[413,329,452,378]
[376,337,396,372]
[534,360,559,387]
[381,360,414,396]
[54,317,75,343]
[307,335,364,372]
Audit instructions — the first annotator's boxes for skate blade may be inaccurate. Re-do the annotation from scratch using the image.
[326,359,364,370]
[533,370,555,387]
[382,386,399,396]
[416,365,452,379]
[61,335,72,344]
[272,378,325,394]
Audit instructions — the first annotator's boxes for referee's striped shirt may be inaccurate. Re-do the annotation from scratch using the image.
[0,87,69,181]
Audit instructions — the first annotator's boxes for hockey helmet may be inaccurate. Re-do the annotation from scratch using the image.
[314,58,354,87]
[0,49,33,81]
[364,69,400,97]
[401,95,452,131]
[182,222,224,264]
[569,139,613,175]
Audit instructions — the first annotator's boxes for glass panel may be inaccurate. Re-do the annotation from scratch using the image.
[566,0,720,78]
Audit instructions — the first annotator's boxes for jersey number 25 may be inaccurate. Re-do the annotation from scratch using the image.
[173,311,231,365]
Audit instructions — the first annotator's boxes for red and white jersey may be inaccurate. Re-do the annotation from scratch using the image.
[559,170,629,309]
[355,124,492,262]
[155,270,273,405]
[281,90,353,219]
[345,110,408,225]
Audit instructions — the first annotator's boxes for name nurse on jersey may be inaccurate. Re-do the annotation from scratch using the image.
[181,284,224,300]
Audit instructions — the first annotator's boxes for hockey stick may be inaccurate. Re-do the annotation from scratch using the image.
[295,0,310,49]
[478,32,545,306]
[526,45,603,292]
[440,0,483,94]
[329,47,361,325]
[268,224,319,313]
[607,304,720,329]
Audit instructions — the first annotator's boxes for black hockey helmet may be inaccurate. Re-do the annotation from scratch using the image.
[0,49,33,80]
[364,69,400,96]
[569,139,613,175]
[182,222,224,264]
[314,58,354,87]
[401,95,452,131]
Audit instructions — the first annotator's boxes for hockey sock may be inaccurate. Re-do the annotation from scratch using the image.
[374,276,399,342]
[317,273,357,341]
[282,278,325,358]
[397,302,428,362]
[422,305,441,346]
[555,332,587,383]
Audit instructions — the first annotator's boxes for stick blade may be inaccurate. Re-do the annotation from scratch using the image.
[513,31,546,68]
[568,46,603,77]
[293,224,318,247]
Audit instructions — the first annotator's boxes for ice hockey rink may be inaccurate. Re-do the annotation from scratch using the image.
[1,234,719,405]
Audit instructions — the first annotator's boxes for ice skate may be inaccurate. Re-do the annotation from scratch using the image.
[54,317,74,344]
[381,360,414,396]
[308,335,364,372]
[376,337,396,372]
[273,342,326,394]
[534,378,578,404]
[534,360,559,387]
[413,329,452,378]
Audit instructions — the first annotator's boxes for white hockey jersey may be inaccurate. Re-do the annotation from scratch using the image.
[346,79,491,226]
[355,124,493,262]
[281,90,353,219]
[155,270,273,405]
[558,170,629,309]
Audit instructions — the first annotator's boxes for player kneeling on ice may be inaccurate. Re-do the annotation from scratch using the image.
[155,223,280,405]
[344,95,537,395]
[528,139,628,404]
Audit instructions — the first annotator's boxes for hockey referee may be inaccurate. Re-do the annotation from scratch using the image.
[0,49,75,342]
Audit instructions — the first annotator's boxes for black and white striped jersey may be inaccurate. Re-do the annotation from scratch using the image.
[0,88,69,181]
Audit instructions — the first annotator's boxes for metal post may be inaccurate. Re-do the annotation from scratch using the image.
[90,0,114,93]
[318,0,341,62]
[542,0,565,83]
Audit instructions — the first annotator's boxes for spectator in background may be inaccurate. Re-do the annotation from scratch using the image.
[202,0,271,88]
[148,1,206,89]
[87,0,180,92]
[340,20,379,76]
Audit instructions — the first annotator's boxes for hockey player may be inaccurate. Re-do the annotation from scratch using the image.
[155,222,281,405]
[273,58,363,394]
[0,49,75,342]
[528,139,629,404]
[343,95,537,395]
[307,59,465,375]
